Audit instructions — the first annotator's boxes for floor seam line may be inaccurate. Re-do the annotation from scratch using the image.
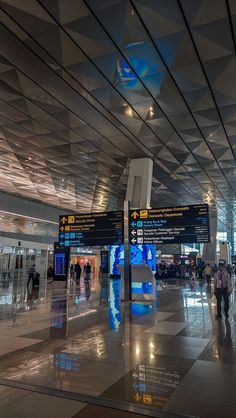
[0,377,199,418]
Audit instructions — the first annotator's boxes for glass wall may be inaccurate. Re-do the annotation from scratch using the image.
[0,244,48,319]
[181,243,203,255]
[216,232,227,255]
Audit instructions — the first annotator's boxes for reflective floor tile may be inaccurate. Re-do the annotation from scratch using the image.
[71,405,147,418]
[144,321,186,336]
[101,355,194,410]
[0,386,85,418]
[187,359,236,380]
[199,347,236,364]
[0,337,43,355]
[155,336,210,359]
[163,393,236,418]
[167,374,236,408]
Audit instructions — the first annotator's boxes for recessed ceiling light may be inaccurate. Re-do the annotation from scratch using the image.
[149,107,154,117]
[125,107,133,117]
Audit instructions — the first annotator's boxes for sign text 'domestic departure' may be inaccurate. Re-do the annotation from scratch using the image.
[129,204,210,245]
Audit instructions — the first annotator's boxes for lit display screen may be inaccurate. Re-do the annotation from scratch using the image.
[54,253,65,275]
[109,244,156,275]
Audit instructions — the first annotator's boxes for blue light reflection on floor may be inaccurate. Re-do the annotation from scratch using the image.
[109,279,121,332]
[130,302,153,316]
[54,352,80,372]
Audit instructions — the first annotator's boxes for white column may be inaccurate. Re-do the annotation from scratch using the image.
[202,213,217,266]
[125,158,153,209]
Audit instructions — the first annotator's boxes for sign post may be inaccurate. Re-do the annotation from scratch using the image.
[124,200,132,301]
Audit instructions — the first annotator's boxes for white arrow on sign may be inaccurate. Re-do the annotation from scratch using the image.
[131,230,137,236]
[132,372,138,379]
[131,238,137,244]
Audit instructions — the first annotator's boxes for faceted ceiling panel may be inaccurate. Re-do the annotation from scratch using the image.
[0,0,235,229]
[0,211,57,237]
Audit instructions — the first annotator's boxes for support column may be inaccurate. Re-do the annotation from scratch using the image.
[123,158,153,301]
[202,213,217,266]
[227,229,234,257]
[125,158,153,208]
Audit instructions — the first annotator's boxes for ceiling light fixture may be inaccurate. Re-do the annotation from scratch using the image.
[126,107,133,117]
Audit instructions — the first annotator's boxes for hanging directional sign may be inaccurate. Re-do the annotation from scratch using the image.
[59,211,124,247]
[129,204,210,245]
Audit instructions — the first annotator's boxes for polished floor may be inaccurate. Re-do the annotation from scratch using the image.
[0,275,236,418]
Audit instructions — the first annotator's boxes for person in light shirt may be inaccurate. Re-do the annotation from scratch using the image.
[204,264,212,286]
[214,262,232,319]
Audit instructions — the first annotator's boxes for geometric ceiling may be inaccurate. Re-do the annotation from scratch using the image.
[0,1,236,230]
[0,210,57,238]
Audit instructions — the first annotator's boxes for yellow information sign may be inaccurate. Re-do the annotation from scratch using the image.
[133,393,142,402]
[143,394,152,404]
[140,210,148,219]
[131,211,139,219]
[60,216,67,225]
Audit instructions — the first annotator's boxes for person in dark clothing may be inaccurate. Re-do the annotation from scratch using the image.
[70,264,75,278]
[214,262,232,319]
[84,262,91,281]
[75,262,82,282]
[27,264,36,290]
[47,265,53,278]
[197,266,203,280]
[226,264,232,278]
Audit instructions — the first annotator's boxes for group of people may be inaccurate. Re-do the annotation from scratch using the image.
[156,260,234,319]
[155,262,206,280]
[155,261,233,283]
[70,262,92,283]
[28,262,92,289]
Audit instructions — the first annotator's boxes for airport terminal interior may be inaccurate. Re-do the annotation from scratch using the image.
[1,1,236,417]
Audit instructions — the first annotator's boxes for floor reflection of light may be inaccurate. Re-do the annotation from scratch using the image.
[68,309,97,321]
[109,280,121,332]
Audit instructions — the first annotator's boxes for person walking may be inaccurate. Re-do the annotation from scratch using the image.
[27,264,36,290]
[204,264,212,286]
[75,262,82,283]
[197,265,203,280]
[214,262,232,319]
[70,264,75,279]
[84,262,91,281]
[180,263,186,280]
[226,264,232,278]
